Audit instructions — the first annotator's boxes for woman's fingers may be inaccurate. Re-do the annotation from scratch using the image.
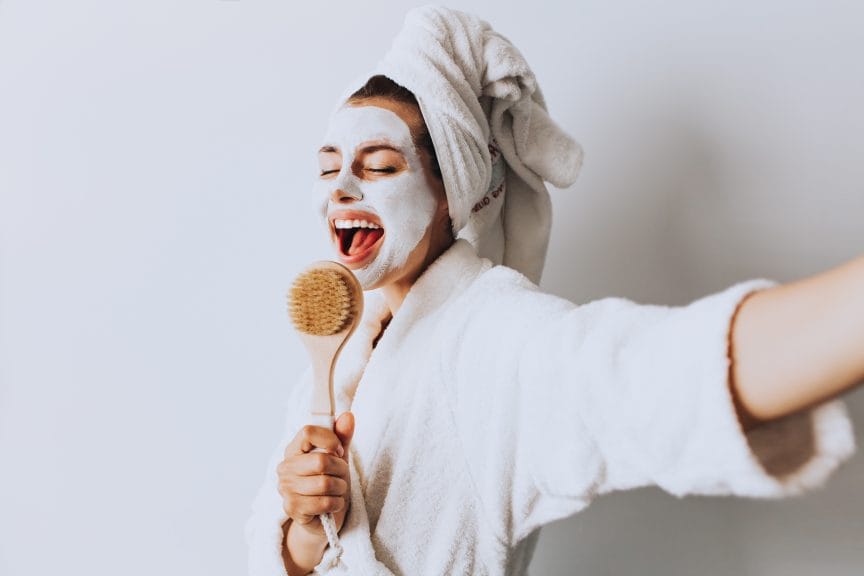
[282,493,347,518]
[286,424,346,457]
[278,451,348,478]
[333,412,355,460]
[278,419,354,532]
[289,474,348,497]
[278,470,349,518]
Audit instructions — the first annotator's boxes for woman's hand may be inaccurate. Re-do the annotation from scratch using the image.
[278,412,355,538]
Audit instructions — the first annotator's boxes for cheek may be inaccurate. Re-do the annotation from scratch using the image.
[371,174,438,225]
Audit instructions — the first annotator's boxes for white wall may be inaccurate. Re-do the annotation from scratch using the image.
[1,1,861,575]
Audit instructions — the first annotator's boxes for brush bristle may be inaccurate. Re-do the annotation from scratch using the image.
[288,268,357,336]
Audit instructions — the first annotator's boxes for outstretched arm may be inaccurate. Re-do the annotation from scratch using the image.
[730,254,864,430]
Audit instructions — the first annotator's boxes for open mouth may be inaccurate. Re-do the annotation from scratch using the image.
[332,217,385,264]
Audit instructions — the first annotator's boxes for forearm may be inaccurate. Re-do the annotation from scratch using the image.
[281,520,328,576]
[730,255,864,427]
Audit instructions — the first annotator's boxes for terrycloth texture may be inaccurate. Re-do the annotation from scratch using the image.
[246,240,856,575]
[335,5,583,284]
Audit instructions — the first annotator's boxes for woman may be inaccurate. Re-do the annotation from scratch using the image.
[247,7,861,575]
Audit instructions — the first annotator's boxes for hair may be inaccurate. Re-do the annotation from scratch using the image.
[346,75,442,181]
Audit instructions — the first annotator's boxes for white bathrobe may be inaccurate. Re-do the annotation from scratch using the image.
[246,239,856,575]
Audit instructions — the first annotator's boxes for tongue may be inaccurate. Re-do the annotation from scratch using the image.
[348,228,383,256]
[348,229,368,255]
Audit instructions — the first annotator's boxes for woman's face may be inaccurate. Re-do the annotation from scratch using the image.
[315,98,449,291]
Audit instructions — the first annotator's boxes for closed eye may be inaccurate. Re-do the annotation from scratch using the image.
[367,167,397,174]
[320,169,339,176]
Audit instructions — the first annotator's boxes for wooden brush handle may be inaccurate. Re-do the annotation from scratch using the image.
[307,413,335,429]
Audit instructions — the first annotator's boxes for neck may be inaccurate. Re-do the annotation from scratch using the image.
[378,247,434,316]
[380,281,412,317]
[379,233,454,317]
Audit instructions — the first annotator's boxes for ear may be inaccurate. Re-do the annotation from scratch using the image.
[438,193,449,216]
[435,189,452,233]
[439,204,454,242]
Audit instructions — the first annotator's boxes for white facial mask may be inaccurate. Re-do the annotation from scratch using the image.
[314,105,439,289]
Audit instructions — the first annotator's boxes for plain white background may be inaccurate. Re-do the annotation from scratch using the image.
[1,1,862,574]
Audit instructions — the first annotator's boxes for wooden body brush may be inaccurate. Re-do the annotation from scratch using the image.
[287,260,364,551]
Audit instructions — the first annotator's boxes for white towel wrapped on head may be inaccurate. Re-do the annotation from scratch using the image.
[336,4,583,283]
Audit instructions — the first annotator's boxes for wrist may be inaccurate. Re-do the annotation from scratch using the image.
[288,519,329,552]
[282,519,328,575]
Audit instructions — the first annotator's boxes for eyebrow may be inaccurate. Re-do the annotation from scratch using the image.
[318,143,406,155]
[359,143,404,154]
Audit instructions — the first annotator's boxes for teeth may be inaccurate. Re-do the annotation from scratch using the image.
[334,218,381,230]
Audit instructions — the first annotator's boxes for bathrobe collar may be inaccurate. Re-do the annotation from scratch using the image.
[336,239,492,406]
[377,238,491,347]
[331,240,492,484]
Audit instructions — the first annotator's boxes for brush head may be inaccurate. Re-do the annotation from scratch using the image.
[288,262,362,336]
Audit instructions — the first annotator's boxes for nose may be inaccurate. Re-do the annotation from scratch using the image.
[329,168,364,203]
[330,181,363,203]
[330,174,363,204]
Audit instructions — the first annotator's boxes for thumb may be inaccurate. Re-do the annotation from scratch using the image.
[334,411,355,458]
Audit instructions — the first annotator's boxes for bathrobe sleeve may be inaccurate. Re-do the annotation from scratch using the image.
[446,274,856,545]
[245,370,313,576]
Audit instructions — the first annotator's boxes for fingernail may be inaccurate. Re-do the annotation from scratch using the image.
[337,444,345,457]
